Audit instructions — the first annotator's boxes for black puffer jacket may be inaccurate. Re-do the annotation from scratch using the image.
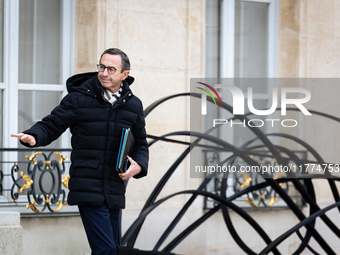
[21,72,149,209]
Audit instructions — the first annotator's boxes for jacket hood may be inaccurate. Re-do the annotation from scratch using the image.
[66,72,135,94]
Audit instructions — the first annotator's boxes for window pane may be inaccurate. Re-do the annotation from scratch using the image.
[0,0,4,82]
[18,91,61,148]
[19,0,61,84]
[234,2,268,78]
[206,0,220,78]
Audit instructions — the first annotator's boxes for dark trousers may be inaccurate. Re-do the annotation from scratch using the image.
[78,202,120,255]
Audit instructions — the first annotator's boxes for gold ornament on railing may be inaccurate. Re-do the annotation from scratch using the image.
[62,174,70,189]
[18,171,33,193]
[26,201,42,213]
[53,152,69,164]
[239,172,252,190]
[25,151,43,165]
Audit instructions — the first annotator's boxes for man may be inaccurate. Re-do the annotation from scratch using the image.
[11,48,149,255]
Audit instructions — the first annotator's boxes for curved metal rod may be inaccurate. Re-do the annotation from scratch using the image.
[296,230,321,255]
[219,145,310,255]
[144,93,190,117]
[162,206,221,253]
[124,146,191,246]
[123,189,281,253]
[261,145,315,255]
[152,173,216,251]
[259,200,340,255]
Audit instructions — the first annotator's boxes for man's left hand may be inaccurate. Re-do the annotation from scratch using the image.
[118,156,141,180]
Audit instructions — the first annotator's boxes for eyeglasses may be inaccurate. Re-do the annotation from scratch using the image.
[97,64,117,75]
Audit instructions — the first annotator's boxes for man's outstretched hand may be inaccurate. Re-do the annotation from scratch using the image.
[10,133,36,146]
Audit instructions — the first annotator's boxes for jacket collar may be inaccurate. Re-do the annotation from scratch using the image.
[67,72,134,96]
[92,75,133,104]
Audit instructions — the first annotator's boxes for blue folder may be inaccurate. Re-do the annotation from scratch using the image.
[116,128,135,173]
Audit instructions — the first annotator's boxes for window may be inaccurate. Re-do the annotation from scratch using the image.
[205,0,279,147]
[2,0,74,148]
[0,0,75,214]
[204,0,284,209]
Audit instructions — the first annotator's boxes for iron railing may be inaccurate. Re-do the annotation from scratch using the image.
[0,148,72,214]
[203,149,307,209]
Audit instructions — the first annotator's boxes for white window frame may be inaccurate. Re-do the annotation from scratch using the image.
[220,0,278,78]
[0,0,76,214]
[204,0,283,210]
[217,0,279,145]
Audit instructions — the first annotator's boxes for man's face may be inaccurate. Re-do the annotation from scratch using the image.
[97,54,130,93]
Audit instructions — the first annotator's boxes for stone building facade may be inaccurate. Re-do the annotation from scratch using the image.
[1,0,340,254]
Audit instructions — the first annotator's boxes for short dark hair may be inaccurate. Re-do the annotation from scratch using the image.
[99,48,130,72]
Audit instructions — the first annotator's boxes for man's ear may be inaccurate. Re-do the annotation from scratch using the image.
[122,70,130,80]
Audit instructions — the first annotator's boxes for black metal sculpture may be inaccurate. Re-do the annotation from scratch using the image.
[118,93,340,255]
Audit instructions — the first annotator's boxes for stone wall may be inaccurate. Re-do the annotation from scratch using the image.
[20,216,90,255]
[0,212,23,255]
